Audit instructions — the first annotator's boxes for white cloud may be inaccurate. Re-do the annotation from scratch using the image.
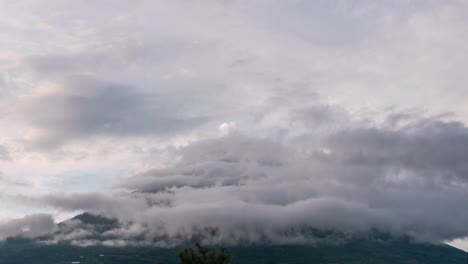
[218,122,236,134]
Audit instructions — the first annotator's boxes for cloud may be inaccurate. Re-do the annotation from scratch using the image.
[0,214,56,240]
[324,118,468,180]
[0,172,31,187]
[123,134,289,192]
[17,110,468,246]
[113,117,468,244]
[38,192,148,218]
[21,76,205,147]
[0,145,10,161]
[1,0,468,249]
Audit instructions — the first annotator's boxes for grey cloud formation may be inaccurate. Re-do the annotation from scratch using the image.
[0,145,10,160]
[0,214,56,240]
[115,117,468,244]
[39,192,148,218]
[19,109,468,246]
[22,76,205,147]
[124,135,289,192]
[325,119,468,180]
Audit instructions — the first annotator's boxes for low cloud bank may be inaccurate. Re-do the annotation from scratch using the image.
[4,108,468,247]
[0,214,56,240]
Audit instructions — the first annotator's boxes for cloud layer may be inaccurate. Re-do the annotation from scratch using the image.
[8,108,468,246]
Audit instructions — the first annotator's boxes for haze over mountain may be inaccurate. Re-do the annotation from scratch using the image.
[0,213,465,264]
[1,0,468,261]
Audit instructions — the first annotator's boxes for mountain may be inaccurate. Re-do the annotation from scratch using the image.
[0,213,465,264]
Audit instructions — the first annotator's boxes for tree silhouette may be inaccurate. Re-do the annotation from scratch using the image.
[177,243,233,264]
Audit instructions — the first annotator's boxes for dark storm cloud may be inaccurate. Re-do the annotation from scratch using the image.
[124,134,289,192]
[24,76,204,147]
[0,214,56,239]
[119,120,468,244]
[325,118,468,180]
[25,112,468,246]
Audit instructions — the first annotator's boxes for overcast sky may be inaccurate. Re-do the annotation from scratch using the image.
[1,0,468,250]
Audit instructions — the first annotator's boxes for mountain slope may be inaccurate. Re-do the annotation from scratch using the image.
[0,213,465,264]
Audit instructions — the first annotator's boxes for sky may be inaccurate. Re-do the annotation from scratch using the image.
[1,0,468,250]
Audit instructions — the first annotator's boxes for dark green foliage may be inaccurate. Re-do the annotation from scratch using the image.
[177,243,232,264]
